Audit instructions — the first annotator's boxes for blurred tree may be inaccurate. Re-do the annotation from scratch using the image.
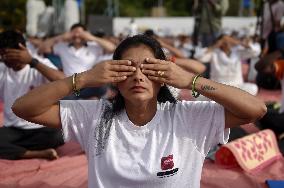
[0,0,247,31]
[0,0,26,31]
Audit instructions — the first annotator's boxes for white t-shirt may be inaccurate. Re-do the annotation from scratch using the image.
[60,100,229,188]
[53,42,103,76]
[0,61,57,129]
[195,44,259,95]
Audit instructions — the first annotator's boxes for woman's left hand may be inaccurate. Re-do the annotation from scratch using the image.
[141,57,194,89]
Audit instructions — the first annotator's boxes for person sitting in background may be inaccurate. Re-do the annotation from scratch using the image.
[255,44,284,140]
[195,35,260,96]
[39,23,116,99]
[12,34,266,188]
[0,30,65,160]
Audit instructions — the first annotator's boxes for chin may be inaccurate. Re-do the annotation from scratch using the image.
[127,93,154,103]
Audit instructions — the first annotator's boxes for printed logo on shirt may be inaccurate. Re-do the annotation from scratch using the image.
[157,154,179,178]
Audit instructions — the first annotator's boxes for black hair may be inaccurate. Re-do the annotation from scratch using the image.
[70,23,87,31]
[144,29,155,37]
[94,35,177,156]
[0,30,26,49]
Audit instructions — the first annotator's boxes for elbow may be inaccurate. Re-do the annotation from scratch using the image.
[250,101,267,122]
[258,102,268,120]
[11,98,25,119]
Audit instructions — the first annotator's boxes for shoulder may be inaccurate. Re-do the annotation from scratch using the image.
[159,100,220,113]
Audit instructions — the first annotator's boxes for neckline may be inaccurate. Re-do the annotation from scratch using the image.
[121,105,161,132]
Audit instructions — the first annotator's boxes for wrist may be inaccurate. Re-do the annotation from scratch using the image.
[30,58,40,68]
[191,74,201,98]
[76,72,88,90]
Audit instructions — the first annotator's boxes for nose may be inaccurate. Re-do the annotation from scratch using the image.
[133,67,145,82]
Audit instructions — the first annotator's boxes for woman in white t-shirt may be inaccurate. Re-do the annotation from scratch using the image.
[12,35,267,188]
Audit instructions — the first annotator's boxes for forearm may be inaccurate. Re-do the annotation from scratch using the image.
[12,76,73,119]
[175,58,206,74]
[33,62,66,81]
[194,77,267,123]
[88,36,116,53]
[161,42,185,58]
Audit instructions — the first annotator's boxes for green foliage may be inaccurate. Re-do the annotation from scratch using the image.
[0,0,253,30]
[0,0,27,31]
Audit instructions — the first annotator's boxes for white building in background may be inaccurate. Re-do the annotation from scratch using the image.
[26,0,80,37]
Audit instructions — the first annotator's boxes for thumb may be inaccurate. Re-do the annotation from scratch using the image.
[18,43,27,50]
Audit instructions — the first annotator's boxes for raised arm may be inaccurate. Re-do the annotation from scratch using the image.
[38,32,72,54]
[80,31,116,53]
[142,57,267,129]
[12,60,136,128]
[157,38,186,58]
[4,44,65,81]
[170,56,206,74]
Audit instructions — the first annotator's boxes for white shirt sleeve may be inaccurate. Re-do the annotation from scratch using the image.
[53,42,66,56]
[60,99,105,151]
[176,101,229,156]
[234,43,261,60]
[194,47,213,63]
[87,41,104,58]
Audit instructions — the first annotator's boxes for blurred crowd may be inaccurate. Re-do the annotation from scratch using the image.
[0,0,283,160]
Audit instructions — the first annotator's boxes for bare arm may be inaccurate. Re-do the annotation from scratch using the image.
[142,58,267,129]
[174,57,206,74]
[32,60,65,81]
[38,32,72,54]
[4,44,65,81]
[157,38,186,58]
[12,60,136,128]
[80,31,116,53]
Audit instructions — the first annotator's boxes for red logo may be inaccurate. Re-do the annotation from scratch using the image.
[161,154,174,170]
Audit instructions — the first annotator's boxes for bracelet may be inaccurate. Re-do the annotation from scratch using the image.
[30,58,40,68]
[191,74,201,98]
[72,73,80,97]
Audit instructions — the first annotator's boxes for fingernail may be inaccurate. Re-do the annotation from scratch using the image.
[128,60,131,65]
[132,67,136,71]
[146,58,149,61]
[140,64,143,68]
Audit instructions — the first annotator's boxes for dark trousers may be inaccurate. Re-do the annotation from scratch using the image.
[0,126,64,160]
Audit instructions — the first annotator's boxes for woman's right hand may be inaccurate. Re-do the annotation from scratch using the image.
[78,60,136,89]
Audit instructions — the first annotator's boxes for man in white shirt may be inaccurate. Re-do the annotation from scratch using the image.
[0,30,65,160]
[195,35,259,95]
[40,23,116,99]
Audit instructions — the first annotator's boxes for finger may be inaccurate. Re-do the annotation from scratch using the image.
[18,43,27,50]
[140,63,168,71]
[110,64,136,72]
[142,69,167,78]
[3,54,20,60]
[110,71,135,77]
[147,75,168,84]
[110,60,132,66]
[145,57,169,65]
[4,49,21,54]
[111,76,127,83]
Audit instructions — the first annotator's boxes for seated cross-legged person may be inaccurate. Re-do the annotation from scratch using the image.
[0,30,65,160]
